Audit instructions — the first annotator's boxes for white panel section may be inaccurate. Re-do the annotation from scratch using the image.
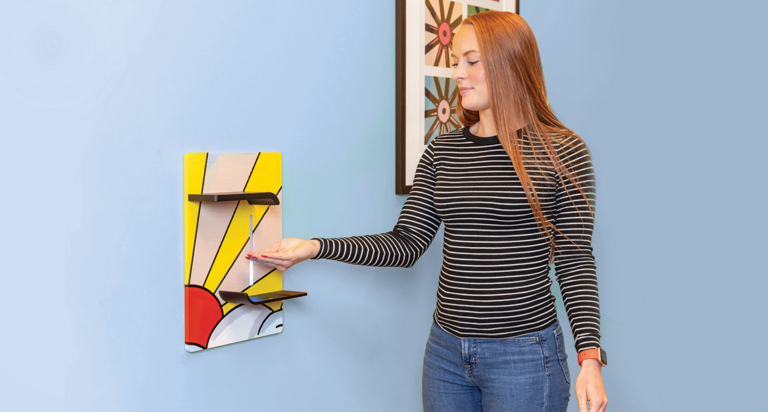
[258,310,284,336]
[207,304,276,348]
[404,0,424,187]
[424,66,455,78]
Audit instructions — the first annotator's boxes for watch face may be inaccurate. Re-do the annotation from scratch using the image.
[600,348,608,366]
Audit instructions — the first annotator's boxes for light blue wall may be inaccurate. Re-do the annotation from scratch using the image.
[1,0,766,411]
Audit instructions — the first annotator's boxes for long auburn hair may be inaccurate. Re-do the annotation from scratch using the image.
[456,11,593,250]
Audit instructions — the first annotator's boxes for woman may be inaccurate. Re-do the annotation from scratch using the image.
[248,11,608,412]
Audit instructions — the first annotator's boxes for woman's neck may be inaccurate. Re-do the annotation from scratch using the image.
[470,108,527,137]
[470,109,497,137]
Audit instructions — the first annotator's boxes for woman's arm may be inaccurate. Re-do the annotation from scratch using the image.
[552,136,608,412]
[553,137,601,353]
[251,140,443,270]
[311,140,442,267]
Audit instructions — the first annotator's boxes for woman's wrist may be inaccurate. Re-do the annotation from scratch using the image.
[580,358,602,370]
[310,239,321,258]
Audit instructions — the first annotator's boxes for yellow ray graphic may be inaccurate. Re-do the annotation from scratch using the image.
[221,269,284,315]
[203,152,282,293]
[184,153,208,285]
[244,152,282,194]
[203,201,269,292]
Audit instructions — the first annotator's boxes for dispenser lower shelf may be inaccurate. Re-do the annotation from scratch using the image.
[219,290,307,306]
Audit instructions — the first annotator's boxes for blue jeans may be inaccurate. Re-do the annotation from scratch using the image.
[422,319,571,412]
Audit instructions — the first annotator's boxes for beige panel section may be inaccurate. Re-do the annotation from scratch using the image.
[202,152,260,193]
[189,202,240,286]
[215,191,284,303]
[189,153,259,287]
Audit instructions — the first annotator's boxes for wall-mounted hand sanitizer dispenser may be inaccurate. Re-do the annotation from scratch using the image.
[184,152,306,353]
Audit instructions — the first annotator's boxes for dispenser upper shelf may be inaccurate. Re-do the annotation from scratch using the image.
[188,192,280,205]
[219,290,307,306]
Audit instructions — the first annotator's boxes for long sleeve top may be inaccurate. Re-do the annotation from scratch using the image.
[311,126,601,353]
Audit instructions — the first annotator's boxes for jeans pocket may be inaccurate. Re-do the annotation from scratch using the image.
[553,325,571,384]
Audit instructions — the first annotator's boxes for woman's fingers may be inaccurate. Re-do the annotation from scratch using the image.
[257,257,289,267]
[577,390,588,412]
[245,251,261,260]
[589,392,608,412]
[251,258,286,271]
[242,238,315,271]
[574,363,608,412]
[252,259,273,268]
[260,252,291,261]
[244,254,292,274]
[245,251,287,260]
[255,256,279,264]
[255,255,292,270]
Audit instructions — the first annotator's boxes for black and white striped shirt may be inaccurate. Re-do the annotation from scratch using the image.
[312,126,601,353]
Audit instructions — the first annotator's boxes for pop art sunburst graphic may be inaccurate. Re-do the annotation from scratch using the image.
[184,152,285,352]
[425,0,463,68]
[425,75,461,143]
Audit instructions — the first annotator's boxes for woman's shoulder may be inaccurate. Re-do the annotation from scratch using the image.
[432,128,466,144]
[424,128,468,153]
[544,129,590,159]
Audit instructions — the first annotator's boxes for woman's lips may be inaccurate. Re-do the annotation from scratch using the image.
[460,87,473,95]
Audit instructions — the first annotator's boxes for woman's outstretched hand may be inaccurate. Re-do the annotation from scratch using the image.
[245,237,321,272]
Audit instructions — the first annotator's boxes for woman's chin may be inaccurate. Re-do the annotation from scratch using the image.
[461,100,488,112]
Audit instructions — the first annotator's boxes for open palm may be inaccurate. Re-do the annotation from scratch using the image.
[245,237,320,272]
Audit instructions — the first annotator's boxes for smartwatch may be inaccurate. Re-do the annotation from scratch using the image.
[577,347,607,367]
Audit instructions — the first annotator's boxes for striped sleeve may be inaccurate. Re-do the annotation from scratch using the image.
[310,141,442,268]
[552,137,602,353]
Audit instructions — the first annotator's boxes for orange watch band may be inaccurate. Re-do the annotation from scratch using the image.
[577,348,604,366]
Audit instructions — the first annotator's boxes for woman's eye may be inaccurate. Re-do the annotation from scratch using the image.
[452,61,479,67]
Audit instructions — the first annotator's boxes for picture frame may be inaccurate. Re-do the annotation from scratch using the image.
[395,0,520,194]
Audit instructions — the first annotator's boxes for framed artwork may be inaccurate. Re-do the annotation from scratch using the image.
[395,0,520,194]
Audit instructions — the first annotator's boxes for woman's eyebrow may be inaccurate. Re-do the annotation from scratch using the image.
[450,49,479,58]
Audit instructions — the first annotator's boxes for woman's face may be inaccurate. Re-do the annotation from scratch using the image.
[451,24,489,112]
